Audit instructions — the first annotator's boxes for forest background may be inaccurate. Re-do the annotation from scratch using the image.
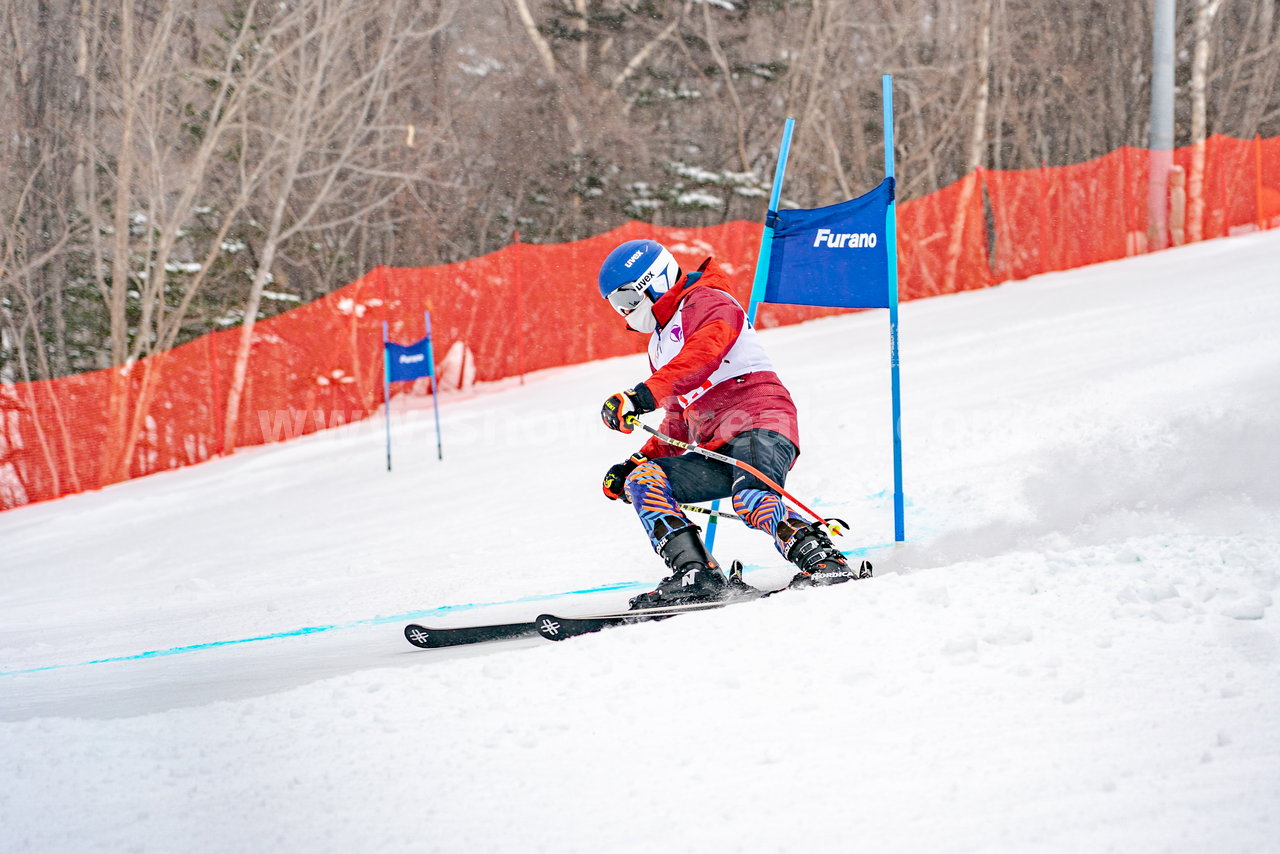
[3,0,1279,385]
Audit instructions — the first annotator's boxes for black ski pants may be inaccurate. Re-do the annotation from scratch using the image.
[650,428,797,505]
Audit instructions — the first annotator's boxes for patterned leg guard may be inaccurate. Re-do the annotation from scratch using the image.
[625,461,694,551]
[732,488,803,551]
[734,489,868,586]
[625,461,728,607]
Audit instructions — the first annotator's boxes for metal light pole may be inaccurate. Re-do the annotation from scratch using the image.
[1149,0,1176,250]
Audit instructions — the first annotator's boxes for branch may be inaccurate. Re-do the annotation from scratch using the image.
[509,0,558,77]
[611,5,685,91]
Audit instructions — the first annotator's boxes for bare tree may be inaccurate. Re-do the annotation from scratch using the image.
[0,0,89,383]
[83,0,310,478]
[946,0,993,288]
[1208,0,1280,139]
[220,0,455,450]
[1188,0,1224,242]
[5,0,1280,396]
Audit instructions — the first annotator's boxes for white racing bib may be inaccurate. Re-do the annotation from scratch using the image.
[648,293,772,408]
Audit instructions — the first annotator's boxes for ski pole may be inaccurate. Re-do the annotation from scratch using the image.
[626,416,847,536]
[680,503,743,523]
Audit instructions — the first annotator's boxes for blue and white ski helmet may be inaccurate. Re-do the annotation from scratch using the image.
[597,239,681,304]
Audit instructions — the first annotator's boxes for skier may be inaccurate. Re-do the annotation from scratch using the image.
[597,238,863,608]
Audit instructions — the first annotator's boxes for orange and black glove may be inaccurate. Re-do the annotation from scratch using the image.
[602,453,648,501]
[600,383,656,433]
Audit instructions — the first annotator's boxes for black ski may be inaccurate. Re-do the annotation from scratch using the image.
[534,590,772,641]
[403,620,540,649]
[535,559,872,642]
[404,560,872,649]
[402,597,754,649]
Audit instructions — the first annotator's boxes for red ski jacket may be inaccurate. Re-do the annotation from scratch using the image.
[637,257,800,460]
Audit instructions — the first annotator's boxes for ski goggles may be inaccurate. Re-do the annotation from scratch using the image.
[606,281,649,316]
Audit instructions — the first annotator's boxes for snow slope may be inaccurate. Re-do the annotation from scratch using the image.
[2,231,1278,853]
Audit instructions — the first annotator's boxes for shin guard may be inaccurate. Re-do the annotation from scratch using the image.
[625,461,694,551]
[732,488,806,556]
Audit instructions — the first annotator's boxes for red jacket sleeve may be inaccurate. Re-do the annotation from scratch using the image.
[643,289,744,405]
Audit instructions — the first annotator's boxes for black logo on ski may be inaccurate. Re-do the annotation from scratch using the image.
[403,620,540,649]
[537,613,629,641]
[535,590,770,642]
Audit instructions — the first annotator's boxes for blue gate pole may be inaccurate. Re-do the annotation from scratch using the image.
[382,321,393,472]
[704,117,795,552]
[883,74,905,542]
[746,117,796,326]
[425,311,443,461]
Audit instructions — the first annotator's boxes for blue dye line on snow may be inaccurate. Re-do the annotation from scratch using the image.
[0,579,647,678]
[1,541,906,678]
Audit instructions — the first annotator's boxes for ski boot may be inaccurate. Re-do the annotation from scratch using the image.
[777,519,872,587]
[629,525,730,610]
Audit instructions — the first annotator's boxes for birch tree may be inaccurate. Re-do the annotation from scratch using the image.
[0,0,88,382]
[1187,0,1223,243]
[5,0,1280,388]
[946,0,993,288]
[84,0,307,478]
[220,0,454,450]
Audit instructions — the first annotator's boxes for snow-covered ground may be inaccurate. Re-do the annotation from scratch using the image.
[3,230,1278,853]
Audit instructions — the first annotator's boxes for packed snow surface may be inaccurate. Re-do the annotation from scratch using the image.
[3,231,1279,853]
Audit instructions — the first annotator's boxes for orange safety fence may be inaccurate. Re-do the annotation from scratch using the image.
[1,135,1277,511]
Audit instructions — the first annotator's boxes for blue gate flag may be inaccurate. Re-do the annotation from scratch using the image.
[385,338,434,383]
[763,177,895,309]
[382,310,443,470]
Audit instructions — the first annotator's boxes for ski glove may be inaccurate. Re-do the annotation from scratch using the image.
[601,383,656,433]
[602,453,648,501]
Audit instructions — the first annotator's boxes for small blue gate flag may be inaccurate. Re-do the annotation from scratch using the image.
[763,177,894,309]
[385,337,434,382]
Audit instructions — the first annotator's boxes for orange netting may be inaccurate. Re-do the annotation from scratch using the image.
[1,135,1276,511]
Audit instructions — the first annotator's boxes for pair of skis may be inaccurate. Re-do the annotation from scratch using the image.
[404,416,867,649]
[403,560,872,649]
